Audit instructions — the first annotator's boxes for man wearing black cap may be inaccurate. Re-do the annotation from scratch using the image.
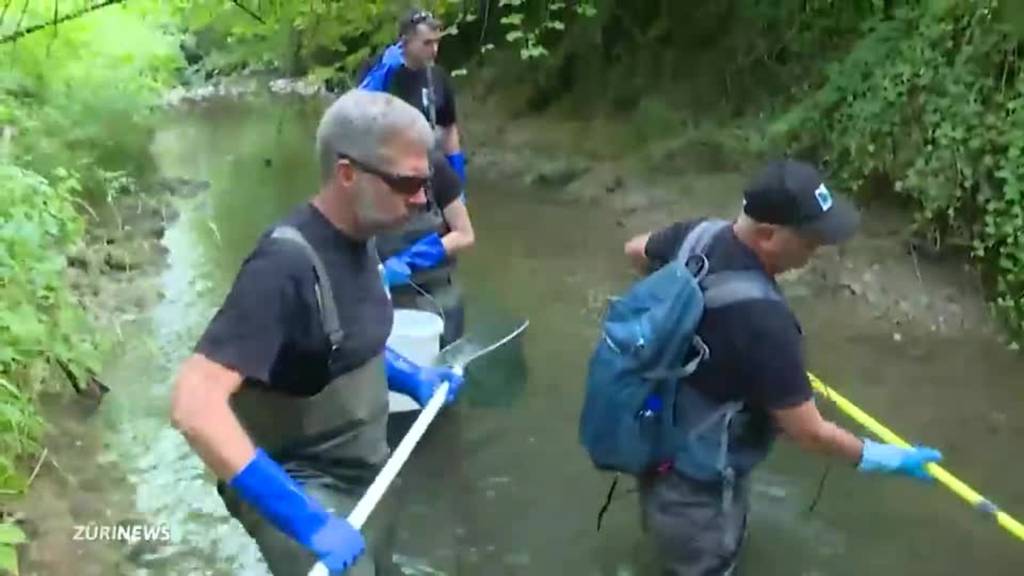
[623,159,942,575]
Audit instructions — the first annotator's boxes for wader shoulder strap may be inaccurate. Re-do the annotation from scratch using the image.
[270,226,344,349]
[424,65,438,130]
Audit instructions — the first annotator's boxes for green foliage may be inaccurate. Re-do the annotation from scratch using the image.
[0,162,98,491]
[466,0,1024,341]
[1,1,183,201]
[0,521,26,575]
[473,0,594,61]
[771,0,1024,339]
[173,0,597,85]
[174,1,458,83]
[0,1,184,491]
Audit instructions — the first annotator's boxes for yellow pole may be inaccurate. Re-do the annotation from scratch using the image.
[807,371,1024,542]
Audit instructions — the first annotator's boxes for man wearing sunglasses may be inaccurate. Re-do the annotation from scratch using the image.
[375,149,475,347]
[371,147,475,451]
[170,90,466,575]
[358,9,468,189]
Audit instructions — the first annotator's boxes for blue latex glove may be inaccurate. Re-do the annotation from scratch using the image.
[857,438,943,481]
[229,449,365,572]
[445,151,467,184]
[385,346,464,407]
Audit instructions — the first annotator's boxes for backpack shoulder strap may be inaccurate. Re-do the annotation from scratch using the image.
[270,226,344,350]
[702,270,782,309]
[674,218,782,308]
[677,218,730,262]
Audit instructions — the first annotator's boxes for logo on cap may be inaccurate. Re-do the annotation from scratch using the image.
[814,184,833,212]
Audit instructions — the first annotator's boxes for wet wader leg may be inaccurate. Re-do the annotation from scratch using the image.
[638,472,749,576]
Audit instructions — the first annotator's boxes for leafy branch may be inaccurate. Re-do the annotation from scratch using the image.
[0,0,13,28]
[0,0,125,45]
[229,0,266,25]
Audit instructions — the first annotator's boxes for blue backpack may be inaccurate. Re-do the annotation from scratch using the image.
[578,218,779,476]
[358,43,404,92]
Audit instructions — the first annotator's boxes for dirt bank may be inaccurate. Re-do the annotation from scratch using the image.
[11,176,207,576]
[12,74,326,576]
[462,93,1013,349]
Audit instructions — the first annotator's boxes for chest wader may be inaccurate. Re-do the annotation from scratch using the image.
[639,390,776,576]
[218,226,393,576]
[376,189,464,348]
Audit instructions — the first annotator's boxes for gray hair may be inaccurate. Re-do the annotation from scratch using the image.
[315,89,433,184]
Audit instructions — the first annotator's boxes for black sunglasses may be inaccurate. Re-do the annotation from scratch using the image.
[410,10,434,25]
[338,154,428,197]
[400,10,438,36]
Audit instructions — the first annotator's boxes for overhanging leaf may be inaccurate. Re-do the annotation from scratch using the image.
[0,524,26,546]
[0,545,16,575]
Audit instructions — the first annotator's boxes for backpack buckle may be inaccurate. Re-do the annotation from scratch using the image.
[685,254,709,281]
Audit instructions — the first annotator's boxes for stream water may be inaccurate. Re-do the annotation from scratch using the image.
[29,93,1024,575]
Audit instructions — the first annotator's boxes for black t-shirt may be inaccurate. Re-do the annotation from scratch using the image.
[644,219,812,425]
[195,203,392,396]
[429,150,462,210]
[386,64,457,128]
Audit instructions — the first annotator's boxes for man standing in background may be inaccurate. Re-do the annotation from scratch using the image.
[359,9,468,190]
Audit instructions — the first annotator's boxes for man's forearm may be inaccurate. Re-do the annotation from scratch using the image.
[624,233,653,273]
[170,355,258,480]
[441,230,473,255]
[442,125,461,155]
[180,403,258,480]
[797,420,864,465]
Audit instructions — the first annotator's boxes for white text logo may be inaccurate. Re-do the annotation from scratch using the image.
[72,523,172,543]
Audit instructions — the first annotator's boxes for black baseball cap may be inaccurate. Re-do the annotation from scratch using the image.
[742,159,860,245]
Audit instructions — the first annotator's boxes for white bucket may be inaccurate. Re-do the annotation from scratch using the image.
[387,308,444,413]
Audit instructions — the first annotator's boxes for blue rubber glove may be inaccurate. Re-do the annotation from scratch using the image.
[229,449,365,572]
[385,346,464,407]
[381,257,412,287]
[380,233,447,288]
[445,151,467,184]
[857,438,943,481]
[400,232,447,271]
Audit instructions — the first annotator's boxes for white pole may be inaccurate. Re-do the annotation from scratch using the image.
[308,318,528,575]
[307,378,452,576]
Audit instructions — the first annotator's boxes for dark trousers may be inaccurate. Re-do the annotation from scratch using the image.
[638,471,749,576]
